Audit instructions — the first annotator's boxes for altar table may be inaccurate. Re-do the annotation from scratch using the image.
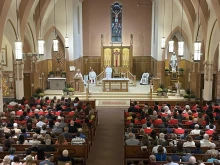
[48,78,66,90]
[102,78,129,92]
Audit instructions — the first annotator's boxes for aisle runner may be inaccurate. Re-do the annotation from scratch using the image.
[96,99,130,107]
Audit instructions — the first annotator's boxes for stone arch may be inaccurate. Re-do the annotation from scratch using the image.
[162,26,190,60]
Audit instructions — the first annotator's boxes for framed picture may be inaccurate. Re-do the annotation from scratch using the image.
[1,45,7,66]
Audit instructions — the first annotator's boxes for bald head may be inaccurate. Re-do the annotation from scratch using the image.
[189,156,196,164]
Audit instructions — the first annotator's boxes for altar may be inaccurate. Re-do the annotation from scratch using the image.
[102,78,129,92]
[48,78,66,90]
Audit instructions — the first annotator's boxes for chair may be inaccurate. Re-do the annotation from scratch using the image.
[113,68,120,78]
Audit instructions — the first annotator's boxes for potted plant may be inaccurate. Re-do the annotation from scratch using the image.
[162,88,168,96]
[165,68,170,75]
[33,93,38,99]
[157,88,163,96]
[189,94,196,101]
[49,71,55,78]
[63,87,69,96]
[183,94,189,101]
[68,87,74,95]
[38,93,45,98]
[61,71,66,78]
[179,68,184,75]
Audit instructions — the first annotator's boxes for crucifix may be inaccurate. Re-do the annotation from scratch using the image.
[113,50,120,67]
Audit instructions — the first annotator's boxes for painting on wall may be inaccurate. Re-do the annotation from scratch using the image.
[111,2,122,43]
[1,45,7,66]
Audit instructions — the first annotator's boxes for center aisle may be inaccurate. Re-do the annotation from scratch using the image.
[87,108,124,165]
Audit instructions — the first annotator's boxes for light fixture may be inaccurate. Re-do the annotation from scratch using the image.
[161,0,165,49]
[194,0,201,62]
[169,40,174,53]
[65,0,69,48]
[53,0,58,52]
[178,0,184,56]
[169,0,174,53]
[15,0,23,61]
[38,0,44,56]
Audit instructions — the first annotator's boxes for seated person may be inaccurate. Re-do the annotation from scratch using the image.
[191,141,204,154]
[58,150,75,165]
[125,133,140,146]
[144,122,153,134]
[140,72,149,85]
[154,146,167,161]
[173,124,185,134]
[207,153,219,163]
[205,124,215,135]
[169,147,180,162]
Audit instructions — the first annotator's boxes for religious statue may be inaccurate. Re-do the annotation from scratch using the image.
[105,66,112,79]
[140,72,149,85]
[89,69,97,84]
[170,52,178,72]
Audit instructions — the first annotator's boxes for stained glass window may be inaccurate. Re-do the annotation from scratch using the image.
[111,2,122,43]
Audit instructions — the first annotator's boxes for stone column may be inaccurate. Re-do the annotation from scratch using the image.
[14,61,24,100]
[203,61,213,101]
[0,65,3,112]
[189,63,201,98]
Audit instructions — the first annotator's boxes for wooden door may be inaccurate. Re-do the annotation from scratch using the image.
[23,73,31,99]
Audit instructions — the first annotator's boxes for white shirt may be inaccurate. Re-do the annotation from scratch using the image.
[190,129,201,135]
[152,145,167,154]
[183,141,195,147]
[89,71,96,79]
[200,139,212,147]
[105,67,112,74]
[36,121,45,128]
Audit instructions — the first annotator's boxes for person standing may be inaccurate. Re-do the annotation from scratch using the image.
[105,66,112,79]
[89,69,96,84]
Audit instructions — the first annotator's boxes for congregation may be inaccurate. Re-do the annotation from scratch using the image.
[124,101,220,165]
[0,96,98,165]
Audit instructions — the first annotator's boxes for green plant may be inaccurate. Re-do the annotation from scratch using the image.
[157,88,163,92]
[61,71,66,74]
[63,87,69,92]
[49,71,54,75]
[179,68,184,71]
[33,93,38,97]
[38,93,45,97]
[159,84,164,89]
[183,94,189,98]
[68,88,74,92]
[163,88,168,92]
[35,88,43,94]
[190,94,196,98]
[165,68,170,71]
[186,89,191,95]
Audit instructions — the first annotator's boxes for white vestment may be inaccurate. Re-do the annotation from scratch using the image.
[105,67,112,79]
[140,72,149,85]
[89,71,97,84]
[170,54,178,72]
[74,72,85,84]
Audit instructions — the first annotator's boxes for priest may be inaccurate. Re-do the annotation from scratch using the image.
[105,66,112,79]
[74,69,85,85]
[89,69,97,84]
[140,72,149,85]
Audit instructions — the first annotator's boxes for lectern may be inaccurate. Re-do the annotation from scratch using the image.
[153,78,161,92]
[72,77,84,92]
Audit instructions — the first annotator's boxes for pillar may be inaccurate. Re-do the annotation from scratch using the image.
[203,61,213,101]
[14,61,24,100]
[0,70,3,112]
[189,63,201,98]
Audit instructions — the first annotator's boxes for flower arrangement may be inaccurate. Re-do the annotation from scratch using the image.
[49,71,54,75]
[157,88,163,92]
[165,68,170,71]
[68,88,74,92]
[38,93,45,97]
[183,94,189,98]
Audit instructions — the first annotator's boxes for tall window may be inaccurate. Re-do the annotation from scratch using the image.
[111,2,122,43]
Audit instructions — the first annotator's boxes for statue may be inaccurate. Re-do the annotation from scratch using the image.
[170,52,178,72]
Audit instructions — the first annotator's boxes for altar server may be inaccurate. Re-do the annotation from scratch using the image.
[105,66,112,79]
[89,69,97,84]
[140,72,149,85]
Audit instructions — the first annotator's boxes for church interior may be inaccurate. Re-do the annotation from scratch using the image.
[0,0,220,165]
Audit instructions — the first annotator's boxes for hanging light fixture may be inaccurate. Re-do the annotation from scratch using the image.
[15,0,23,61]
[169,0,174,53]
[161,0,166,49]
[53,0,58,52]
[38,0,45,55]
[65,0,69,48]
[194,0,201,62]
[178,0,184,56]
